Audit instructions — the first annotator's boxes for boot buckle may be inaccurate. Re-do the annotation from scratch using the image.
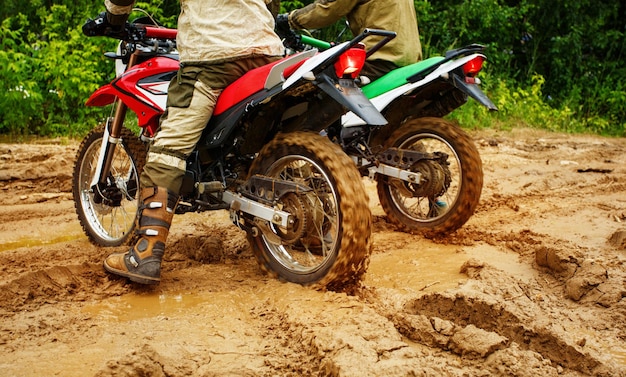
[129,255,139,268]
[145,229,159,236]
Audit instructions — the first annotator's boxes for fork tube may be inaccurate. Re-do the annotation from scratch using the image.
[95,52,140,185]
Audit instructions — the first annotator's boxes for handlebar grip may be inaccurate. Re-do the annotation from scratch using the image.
[300,35,332,50]
[144,26,177,40]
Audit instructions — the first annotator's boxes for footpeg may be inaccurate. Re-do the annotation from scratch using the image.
[196,181,224,194]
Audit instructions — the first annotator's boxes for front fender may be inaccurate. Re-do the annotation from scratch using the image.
[85,84,117,107]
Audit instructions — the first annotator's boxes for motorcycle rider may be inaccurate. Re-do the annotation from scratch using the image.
[84,0,284,285]
[275,0,422,81]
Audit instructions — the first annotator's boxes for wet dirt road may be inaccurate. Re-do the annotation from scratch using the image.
[0,128,625,376]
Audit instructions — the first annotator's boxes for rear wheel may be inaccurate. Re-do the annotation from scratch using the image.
[377,117,483,235]
[72,124,146,246]
[247,132,372,289]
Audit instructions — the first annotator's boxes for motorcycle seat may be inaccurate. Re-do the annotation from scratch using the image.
[214,49,317,116]
[361,56,445,99]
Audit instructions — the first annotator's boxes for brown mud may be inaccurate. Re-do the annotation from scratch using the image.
[0,128,625,376]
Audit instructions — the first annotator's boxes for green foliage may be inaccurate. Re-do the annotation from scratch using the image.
[280,0,307,11]
[450,74,625,136]
[416,0,625,136]
[0,0,624,137]
[467,74,583,133]
[0,5,115,136]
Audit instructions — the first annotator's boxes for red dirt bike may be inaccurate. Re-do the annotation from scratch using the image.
[73,17,395,288]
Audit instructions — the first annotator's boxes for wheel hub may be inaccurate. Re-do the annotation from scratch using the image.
[274,192,307,245]
[269,190,329,251]
[390,160,451,198]
[92,181,123,207]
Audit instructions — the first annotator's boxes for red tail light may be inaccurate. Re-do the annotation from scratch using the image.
[463,56,485,77]
[334,44,366,78]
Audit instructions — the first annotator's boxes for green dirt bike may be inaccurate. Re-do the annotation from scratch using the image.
[287,33,498,236]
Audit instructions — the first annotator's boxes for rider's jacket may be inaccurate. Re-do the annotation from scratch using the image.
[104,0,285,63]
[288,0,422,67]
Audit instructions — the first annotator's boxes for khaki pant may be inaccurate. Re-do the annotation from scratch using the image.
[140,56,279,193]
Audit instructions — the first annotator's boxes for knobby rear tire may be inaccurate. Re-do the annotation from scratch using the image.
[376,117,483,236]
[247,132,372,290]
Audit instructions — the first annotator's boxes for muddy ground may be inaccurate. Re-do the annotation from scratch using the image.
[0,127,625,376]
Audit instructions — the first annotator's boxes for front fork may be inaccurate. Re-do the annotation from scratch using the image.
[89,100,129,188]
[89,52,139,189]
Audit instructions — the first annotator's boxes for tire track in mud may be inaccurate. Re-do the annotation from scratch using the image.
[0,217,248,312]
[249,289,449,377]
[0,214,249,315]
[477,130,626,197]
[463,181,626,310]
[0,144,76,205]
[363,264,622,376]
[370,213,626,376]
[398,288,599,373]
[0,259,128,314]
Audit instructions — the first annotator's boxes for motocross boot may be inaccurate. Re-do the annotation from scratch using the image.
[103,186,179,284]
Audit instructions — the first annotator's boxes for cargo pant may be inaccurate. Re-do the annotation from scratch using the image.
[140,56,280,194]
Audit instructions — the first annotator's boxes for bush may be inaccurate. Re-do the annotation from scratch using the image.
[0,6,116,137]
[1,0,624,137]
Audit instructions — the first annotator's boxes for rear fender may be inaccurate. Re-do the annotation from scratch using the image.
[317,75,387,126]
[451,73,498,111]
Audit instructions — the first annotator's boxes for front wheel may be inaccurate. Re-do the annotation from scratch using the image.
[246,132,372,290]
[376,117,483,235]
[72,124,146,246]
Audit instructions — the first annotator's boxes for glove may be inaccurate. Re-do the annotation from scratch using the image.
[275,13,292,40]
[275,13,305,51]
[82,11,127,39]
[283,32,305,52]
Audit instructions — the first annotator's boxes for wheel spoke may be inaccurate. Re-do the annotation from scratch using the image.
[376,118,483,234]
[247,132,371,287]
[261,156,339,273]
[388,134,459,222]
[73,125,145,246]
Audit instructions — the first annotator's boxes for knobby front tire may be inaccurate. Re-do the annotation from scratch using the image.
[72,124,146,246]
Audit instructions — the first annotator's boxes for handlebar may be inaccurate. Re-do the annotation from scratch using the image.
[294,29,396,60]
[82,16,177,44]
[121,24,177,46]
[110,24,178,57]
[308,28,396,76]
[300,35,332,50]
[143,26,177,40]
[82,11,178,58]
